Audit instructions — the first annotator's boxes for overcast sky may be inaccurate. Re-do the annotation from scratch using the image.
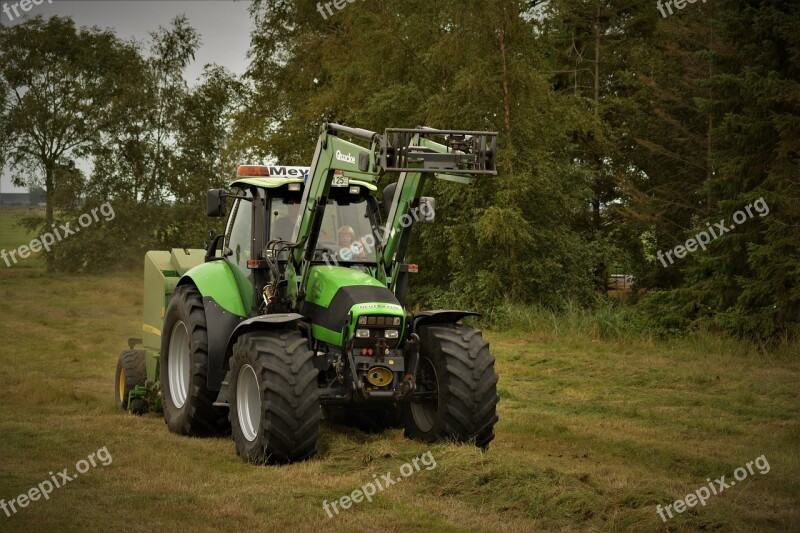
[1,0,253,193]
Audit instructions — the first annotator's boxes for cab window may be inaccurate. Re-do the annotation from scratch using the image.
[226,190,253,275]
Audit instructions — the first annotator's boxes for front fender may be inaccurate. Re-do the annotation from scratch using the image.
[412,310,481,333]
[229,313,306,341]
[220,314,307,376]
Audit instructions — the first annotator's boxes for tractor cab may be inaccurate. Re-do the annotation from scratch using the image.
[210,165,379,257]
[205,164,382,314]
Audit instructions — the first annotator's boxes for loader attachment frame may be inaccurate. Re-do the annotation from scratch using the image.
[287,123,498,308]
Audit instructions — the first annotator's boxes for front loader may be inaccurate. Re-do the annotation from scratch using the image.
[115,124,500,464]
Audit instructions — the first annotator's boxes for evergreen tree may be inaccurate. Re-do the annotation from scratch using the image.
[690,0,800,342]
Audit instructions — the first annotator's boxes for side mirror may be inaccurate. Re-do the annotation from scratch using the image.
[204,233,225,262]
[207,189,226,217]
[418,197,435,223]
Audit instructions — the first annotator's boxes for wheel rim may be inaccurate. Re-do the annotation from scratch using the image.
[410,358,439,433]
[168,321,191,409]
[237,364,261,442]
[118,368,126,403]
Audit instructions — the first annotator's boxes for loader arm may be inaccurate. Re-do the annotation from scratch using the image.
[286,124,383,307]
[380,130,498,293]
[286,124,497,310]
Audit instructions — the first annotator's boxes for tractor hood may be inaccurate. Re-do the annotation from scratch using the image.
[300,266,403,345]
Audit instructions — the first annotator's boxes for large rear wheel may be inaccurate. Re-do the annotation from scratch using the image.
[402,323,499,449]
[229,330,321,464]
[160,285,229,436]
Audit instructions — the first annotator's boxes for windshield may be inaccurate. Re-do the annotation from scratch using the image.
[268,196,378,263]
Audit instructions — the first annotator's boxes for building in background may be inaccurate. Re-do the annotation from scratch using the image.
[0,188,45,207]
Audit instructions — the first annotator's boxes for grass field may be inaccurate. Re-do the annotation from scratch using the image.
[0,208,43,269]
[0,270,798,531]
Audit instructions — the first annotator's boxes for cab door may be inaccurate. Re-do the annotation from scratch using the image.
[224,189,255,313]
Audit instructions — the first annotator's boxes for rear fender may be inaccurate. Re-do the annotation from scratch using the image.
[179,261,247,317]
[178,261,248,391]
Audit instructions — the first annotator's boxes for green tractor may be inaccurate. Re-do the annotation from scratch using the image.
[115,123,500,464]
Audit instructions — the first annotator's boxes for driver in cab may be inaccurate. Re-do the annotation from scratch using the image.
[337,226,367,260]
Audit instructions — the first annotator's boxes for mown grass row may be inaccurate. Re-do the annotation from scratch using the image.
[0,271,798,530]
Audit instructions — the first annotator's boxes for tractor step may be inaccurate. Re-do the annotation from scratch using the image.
[213,372,231,407]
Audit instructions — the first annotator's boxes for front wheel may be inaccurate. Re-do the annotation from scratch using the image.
[402,323,499,449]
[229,330,321,464]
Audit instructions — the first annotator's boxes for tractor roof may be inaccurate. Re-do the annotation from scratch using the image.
[230,164,376,191]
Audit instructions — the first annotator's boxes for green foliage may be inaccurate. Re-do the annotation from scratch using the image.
[481,299,647,341]
[245,0,604,311]
[0,16,136,270]
[0,16,243,273]
[683,0,800,343]
[0,2,795,344]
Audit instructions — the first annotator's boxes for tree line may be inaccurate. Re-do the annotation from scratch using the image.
[0,0,797,344]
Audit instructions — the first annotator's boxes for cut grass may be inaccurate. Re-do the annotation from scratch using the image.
[0,270,797,531]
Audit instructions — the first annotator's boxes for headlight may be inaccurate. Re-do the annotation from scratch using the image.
[385,330,399,339]
[356,329,370,338]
